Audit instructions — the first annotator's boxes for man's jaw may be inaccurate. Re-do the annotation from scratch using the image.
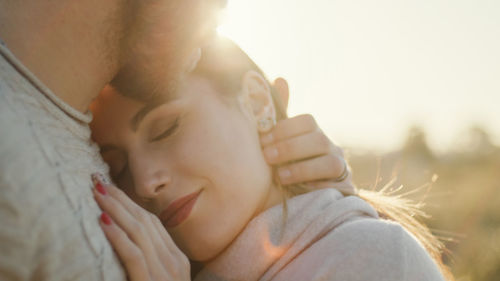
[186,48,202,73]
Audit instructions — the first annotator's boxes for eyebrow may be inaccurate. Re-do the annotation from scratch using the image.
[100,144,120,154]
[130,102,164,132]
[128,76,183,132]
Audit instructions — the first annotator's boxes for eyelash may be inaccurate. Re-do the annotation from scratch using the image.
[111,119,180,182]
[151,118,180,142]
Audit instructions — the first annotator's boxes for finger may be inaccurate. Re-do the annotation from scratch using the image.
[305,181,338,189]
[148,217,191,280]
[272,77,289,110]
[151,215,186,257]
[263,130,332,165]
[141,214,176,270]
[92,173,146,220]
[260,114,318,146]
[304,180,357,196]
[277,154,345,185]
[99,213,151,281]
[144,213,184,268]
[305,180,355,192]
[93,189,167,278]
[97,180,180,260]
[92,175,181,272]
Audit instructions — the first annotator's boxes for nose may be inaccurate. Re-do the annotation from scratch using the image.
[129,152,171,199]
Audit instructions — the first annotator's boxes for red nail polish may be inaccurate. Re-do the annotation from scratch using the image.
[95,182,107,195]
[100,213,112,225]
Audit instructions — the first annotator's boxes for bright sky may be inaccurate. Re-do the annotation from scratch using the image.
[218,0,500,152]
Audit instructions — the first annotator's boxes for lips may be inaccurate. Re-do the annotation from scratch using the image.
[160,190,202,228]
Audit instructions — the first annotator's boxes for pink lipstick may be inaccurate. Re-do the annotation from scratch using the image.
[160,190,201,228]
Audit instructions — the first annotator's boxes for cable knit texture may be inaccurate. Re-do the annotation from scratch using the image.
[194,189,445,281]
[0,44,126,280]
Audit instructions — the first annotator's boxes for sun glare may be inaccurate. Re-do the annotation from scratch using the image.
[216,1,243,40]
[216,0,263,54]
[215,0,500,151]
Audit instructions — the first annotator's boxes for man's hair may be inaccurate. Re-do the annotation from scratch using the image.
[111,0,228,103]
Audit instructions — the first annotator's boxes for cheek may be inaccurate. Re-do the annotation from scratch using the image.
[177,110,266,180]
[168,110,274,260]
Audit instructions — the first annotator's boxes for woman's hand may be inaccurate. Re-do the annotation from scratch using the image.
[91,174,191,281]
[262,78,355,195]
[260,114,353,192]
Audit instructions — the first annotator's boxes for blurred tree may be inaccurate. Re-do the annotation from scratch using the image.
[402,125,435,162]
[349,124,500,281]
[462,125,497,158]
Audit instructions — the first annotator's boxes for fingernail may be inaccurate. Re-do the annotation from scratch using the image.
[260,133,274,145]
[91,173,103,185]
[264,147,279,160]
[278,168,291,182]
[100,213,112,225]
[95,182,107,196]
[91,172,110,186]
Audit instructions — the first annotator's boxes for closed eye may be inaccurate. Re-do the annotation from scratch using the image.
[151,118,180,142]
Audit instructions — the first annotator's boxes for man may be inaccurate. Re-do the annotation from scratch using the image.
[0,1,224,280]
[0,0,350,280]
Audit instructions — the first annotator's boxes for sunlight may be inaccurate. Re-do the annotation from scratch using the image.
[216,0,254,44]
[215,0,500,152]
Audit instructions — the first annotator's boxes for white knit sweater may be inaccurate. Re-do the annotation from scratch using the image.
[0,44,125,280]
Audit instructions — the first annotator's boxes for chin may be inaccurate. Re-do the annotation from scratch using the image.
[168,224,219,262]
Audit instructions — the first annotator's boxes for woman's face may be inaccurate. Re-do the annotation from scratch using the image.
[90,75,281,261]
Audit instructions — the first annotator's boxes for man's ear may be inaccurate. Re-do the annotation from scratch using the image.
[240,70,276,126]
[272,77,289,110]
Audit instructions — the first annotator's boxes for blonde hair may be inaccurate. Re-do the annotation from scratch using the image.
[193,36,454,280]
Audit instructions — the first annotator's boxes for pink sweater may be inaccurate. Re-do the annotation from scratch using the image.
[195,189,445,281]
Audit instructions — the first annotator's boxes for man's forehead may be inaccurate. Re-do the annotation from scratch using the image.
[110,0,227,102]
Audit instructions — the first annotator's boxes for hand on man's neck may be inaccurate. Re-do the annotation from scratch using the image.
[0,1,125,113]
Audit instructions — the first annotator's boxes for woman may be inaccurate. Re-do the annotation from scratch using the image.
[90,37,453,280]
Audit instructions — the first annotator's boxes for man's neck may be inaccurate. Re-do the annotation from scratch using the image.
[0,1,122,113]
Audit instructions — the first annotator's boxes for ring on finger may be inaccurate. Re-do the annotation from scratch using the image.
[334,159,349,182]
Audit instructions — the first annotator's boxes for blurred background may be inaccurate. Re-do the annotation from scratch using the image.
[218,0,500,280]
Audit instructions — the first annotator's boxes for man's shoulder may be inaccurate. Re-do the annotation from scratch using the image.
[0,52,37,103]
[0,53,46,137]
[0,81,52,178]
[0,49,60,123]
[0,54,77,177]
[0,50,126,281]
[0,71,76,212]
